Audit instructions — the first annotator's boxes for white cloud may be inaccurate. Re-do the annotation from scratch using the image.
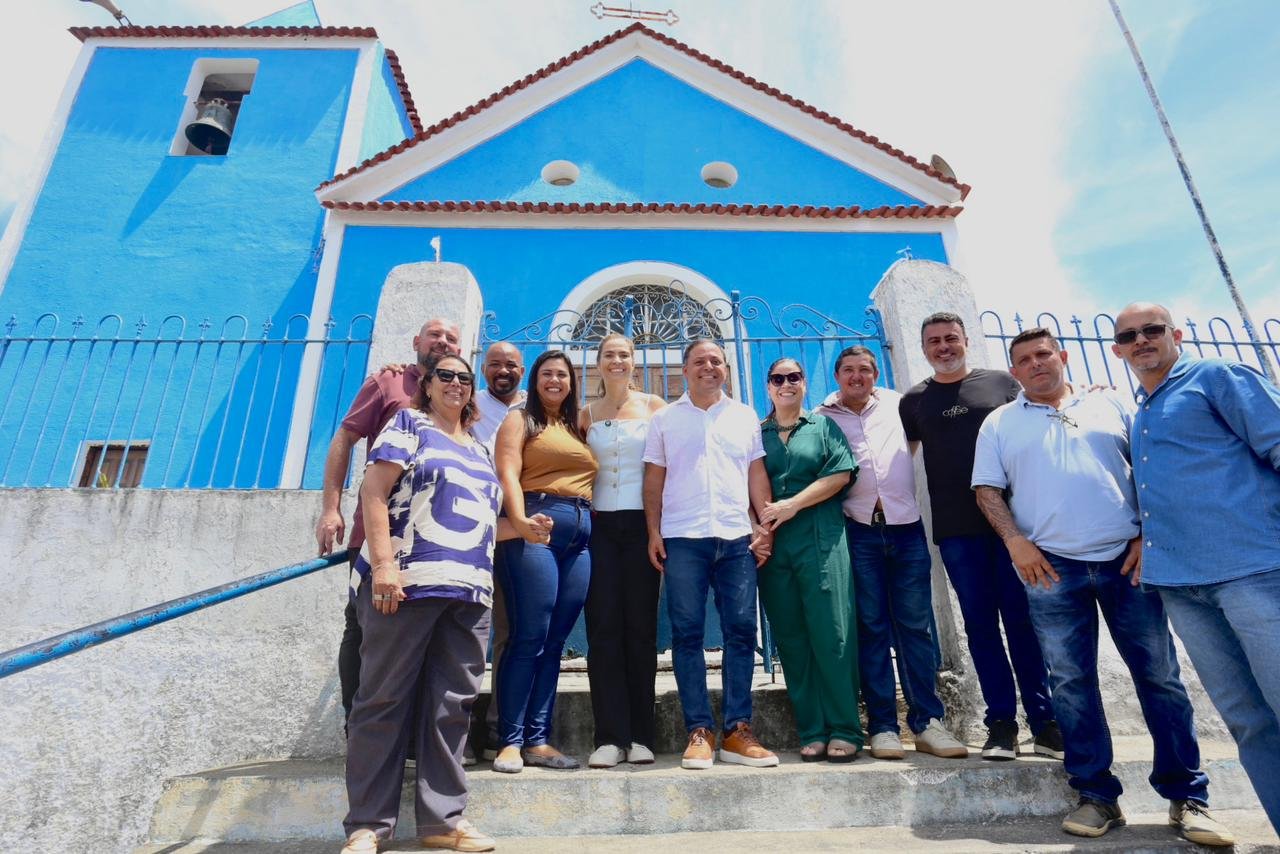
[2,0,1261,335]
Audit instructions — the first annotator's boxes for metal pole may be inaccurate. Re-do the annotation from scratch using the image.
[0,552,347,679]
[1109,0,1277,383]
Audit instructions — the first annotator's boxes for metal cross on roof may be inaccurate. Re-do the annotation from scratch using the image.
[589,3,679,25]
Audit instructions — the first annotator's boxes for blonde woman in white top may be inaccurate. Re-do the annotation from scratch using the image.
[578,333,666,768]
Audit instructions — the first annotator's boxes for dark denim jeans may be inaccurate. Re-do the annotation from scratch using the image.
[1027,550,1208,805]
[1155,568,1280,831]
[847,518,945,735]
[494,494,591,747]
[937,533,1053,731]
[663,535,757,733]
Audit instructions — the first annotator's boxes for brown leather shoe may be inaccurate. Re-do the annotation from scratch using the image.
[719,721,779,767]
[420,818,495,852]
[681,726,715,769]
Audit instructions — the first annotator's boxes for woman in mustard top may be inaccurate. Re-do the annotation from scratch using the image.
[757,357,863,762]
[492,350,599,773]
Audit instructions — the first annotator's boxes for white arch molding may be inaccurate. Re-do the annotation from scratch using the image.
[553,260,754,405]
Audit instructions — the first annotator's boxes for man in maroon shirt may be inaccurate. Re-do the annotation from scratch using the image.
[313,317,462,729]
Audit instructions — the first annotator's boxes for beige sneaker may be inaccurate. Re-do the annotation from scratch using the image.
[340,829,379,854]
[681,726,715,769]
[914,718,969,758]
[1169,800,1234,847]
[421,818,496,852]
[719,721,779,767]
[868,731,906,760]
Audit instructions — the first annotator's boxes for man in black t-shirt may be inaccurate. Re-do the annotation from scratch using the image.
[898,312,1059,763]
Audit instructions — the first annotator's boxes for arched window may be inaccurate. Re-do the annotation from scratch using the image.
[570,283,721,344]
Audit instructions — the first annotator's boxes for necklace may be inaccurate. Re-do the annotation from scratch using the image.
[774,418,800,431]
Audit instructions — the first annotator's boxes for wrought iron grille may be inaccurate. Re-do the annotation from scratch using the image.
[570,283,720,344]
[980,309,1280,393]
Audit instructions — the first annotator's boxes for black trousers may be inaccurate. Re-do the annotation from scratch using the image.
[585,509,662,749]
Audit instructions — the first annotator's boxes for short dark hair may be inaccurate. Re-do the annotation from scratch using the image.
[920,312,966,339]
[833,345,878,377]
[1008,327,1060,360]
[682,338,725,365]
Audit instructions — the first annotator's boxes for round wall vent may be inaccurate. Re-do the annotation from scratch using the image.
[541,160,580,187]
[701,161,738,189]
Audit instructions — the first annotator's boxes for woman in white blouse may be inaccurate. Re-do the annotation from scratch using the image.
[579,333,666,768]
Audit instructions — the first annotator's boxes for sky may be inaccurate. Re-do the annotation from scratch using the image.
[1,0,1276,335]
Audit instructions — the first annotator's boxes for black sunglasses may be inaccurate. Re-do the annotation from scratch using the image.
[431,368,475,385]
[1113,323,1169,345]
[768,371,805,386]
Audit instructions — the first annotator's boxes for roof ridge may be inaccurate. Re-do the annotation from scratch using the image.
[320,200,964,219]
[383,48,423,135]
[70,25,378,41]
[315,22,969,198]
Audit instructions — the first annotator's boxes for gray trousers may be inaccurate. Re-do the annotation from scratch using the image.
[344,582,490,839]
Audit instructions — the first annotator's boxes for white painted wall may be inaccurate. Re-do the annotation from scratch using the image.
[0,489,350,854]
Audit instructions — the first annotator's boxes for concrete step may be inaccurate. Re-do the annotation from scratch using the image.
[136,807,1280,852]
[466,669,800,759]
[142,737,1264,846]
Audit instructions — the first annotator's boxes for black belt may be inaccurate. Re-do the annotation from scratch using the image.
[870,509,887,526]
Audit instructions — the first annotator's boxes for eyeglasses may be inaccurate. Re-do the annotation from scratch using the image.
[768,372,805,386]
[431,368,475,385]
[1113,323,1169,345]
[1047,411,1078,428]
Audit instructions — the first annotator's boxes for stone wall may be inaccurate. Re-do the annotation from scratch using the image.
[0,488,350,854]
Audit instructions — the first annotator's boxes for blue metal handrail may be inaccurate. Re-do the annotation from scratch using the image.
[0,551,348,679]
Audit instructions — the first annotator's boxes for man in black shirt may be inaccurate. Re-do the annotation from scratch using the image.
[899,312,1059,762]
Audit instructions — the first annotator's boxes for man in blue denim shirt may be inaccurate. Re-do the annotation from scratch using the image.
[1113,302,1280,835]
[972,327,1228,846]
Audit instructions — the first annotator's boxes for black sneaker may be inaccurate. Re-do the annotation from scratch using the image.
[981,719,1018,761]
[1034,720,1065,760]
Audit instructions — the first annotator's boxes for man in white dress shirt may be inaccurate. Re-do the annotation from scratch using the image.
[643,339,779,771]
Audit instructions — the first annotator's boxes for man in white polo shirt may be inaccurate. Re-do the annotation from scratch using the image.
[972,327,1227,846]
[643,339,779,770]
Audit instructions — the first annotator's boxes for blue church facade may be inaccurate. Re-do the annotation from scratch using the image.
[0,21,967,490]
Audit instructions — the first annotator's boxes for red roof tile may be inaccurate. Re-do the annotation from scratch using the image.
[321,200,963,219]
[70,25,377,41]
[316,22,970,199]
[383,49,424,136]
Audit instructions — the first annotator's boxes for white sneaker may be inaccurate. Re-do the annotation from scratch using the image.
[588,744,626,768]
[914,719,969,758]
[868,731,906,760]
[627,742,655,764]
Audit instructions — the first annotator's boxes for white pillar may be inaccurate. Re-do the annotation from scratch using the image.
[280,261,484,488]
[368,261,483,375]
[871,258,988,734]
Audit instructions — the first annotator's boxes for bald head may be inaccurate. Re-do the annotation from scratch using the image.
[1116,302,1173,328]
[1111,301,1182,392]
[483,341,525,402]
[414,317,462,367]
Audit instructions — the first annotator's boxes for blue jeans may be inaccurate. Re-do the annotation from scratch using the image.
[938,533,1053,731]
[494,494,591,747]
[1027,550,1208,805]
[663,536,757,733]
[1155,568,1280,831]
[847,519,945,735]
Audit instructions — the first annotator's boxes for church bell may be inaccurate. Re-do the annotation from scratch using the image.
[184,98,234,155]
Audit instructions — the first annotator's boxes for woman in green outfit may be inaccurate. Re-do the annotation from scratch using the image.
[757,357,863,762]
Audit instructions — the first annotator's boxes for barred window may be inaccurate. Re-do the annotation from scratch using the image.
[570,284,720,344]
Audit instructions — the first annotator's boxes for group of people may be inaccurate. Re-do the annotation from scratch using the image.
[315,304,1280,854]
